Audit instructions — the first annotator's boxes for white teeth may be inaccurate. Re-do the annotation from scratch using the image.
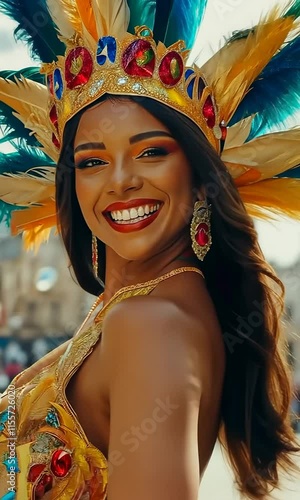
[130,208,138,218]
[123,209,130,220]
[109,203,161,222]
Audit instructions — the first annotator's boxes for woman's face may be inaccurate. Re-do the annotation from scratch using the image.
[74,98,195,261]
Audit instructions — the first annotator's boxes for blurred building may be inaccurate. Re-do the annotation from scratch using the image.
[0,228,93,340]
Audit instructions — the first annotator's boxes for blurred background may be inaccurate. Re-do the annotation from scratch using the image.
[0,0,300,497]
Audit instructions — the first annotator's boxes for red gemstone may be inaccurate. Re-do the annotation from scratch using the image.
[28,464,46,482]
[159,51,183,86]
[52,133,60,149]
[196,223,209,246]
[65,47,93,89]
[34,474,53,499]
[50,449,72,477]
[203,96,216,128]
[122,40,155,77]
[50,105,58,131]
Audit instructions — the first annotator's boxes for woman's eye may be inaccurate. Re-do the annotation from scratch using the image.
[75,158,108,169]
[137,147,168,158]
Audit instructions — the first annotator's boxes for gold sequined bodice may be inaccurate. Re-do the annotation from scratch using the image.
[0,267,203,499]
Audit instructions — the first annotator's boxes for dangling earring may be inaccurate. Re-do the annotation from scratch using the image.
[92,234,98,277]
[190,199,212,261]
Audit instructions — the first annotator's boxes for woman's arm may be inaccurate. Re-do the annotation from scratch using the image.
[102,296,203,500]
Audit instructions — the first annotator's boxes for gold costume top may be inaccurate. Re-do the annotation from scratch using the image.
[0,267,203,500]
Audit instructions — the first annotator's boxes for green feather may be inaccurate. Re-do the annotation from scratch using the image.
[284,0,300,18]
[127,0,156,34]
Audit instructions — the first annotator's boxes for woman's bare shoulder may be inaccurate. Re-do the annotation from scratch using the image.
[101,268,225,389]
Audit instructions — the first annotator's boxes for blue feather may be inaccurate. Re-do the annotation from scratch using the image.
[229,35,300,140]
[0,69,44,147]
[0,141,55,225]
[0,0,65,62]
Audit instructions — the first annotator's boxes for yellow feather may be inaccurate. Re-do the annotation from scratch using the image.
[75,0,98,41]
[202,11,295,122]
[23,227,53,252]
[223,116,254,150]
[18,375,56,435]
[91,0,129,37]
[11,201,57,235]
[0,76,58,161]
[47,0,82,38]
[238,178,300,220]
[222,129,300,181]
[11,201,57,252]
[0,168,55,205]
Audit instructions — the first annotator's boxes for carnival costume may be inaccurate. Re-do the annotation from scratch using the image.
[0,0,300,498]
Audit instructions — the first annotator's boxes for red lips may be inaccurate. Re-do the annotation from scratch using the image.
[103,199,163,233]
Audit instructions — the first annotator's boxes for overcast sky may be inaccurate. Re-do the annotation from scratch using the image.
[0,0,299,267]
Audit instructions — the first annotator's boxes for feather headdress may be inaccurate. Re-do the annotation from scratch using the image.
[0,0,299,248]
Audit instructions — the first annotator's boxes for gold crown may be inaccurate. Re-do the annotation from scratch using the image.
[41,26,225,154]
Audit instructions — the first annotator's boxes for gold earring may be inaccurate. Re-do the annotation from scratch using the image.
[190,199,212,261]
[92,234,98,277]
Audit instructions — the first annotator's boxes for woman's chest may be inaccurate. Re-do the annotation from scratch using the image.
[65,341,110,459]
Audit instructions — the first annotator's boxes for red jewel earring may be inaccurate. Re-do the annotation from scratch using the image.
[190,199,212,261]
[92,234,98,277]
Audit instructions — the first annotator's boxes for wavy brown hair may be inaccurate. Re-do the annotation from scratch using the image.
[56,95,299,498]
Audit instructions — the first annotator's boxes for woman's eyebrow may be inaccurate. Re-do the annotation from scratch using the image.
[129,130,173,144]
[74,131,172,153]
[74,142,105,154]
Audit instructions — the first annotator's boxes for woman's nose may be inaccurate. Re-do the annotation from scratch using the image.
[106,158,143,196]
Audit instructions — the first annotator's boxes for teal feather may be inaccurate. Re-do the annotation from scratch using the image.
[127,0,156,34]
[283,0,300,18]
[163,0,208,48]
[0,69,44,147]
[277,166,300,179]
[0,0,65,62]
[0,141,55,225]
[229,35,300,140]
[127,0,208,48]
[0,140,55,175]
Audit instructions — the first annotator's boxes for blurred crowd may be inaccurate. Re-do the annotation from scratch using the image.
[0,336,70,392]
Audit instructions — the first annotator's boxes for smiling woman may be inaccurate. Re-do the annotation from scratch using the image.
[0,1,300,500]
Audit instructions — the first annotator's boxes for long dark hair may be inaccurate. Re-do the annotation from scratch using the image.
[56,95,299,499]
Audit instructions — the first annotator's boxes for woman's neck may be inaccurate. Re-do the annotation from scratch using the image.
[102,236,200,304]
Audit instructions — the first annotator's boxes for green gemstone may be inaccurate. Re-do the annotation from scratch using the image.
[170,58,180,79]
[136,49,154,67]
[140,28,151,37]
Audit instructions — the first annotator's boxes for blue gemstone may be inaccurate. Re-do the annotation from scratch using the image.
[2,456,20,473]
[97,36,117,66]
[197,77,206,99]
[185,68,194,80]
[1,492,16,500]
[0,410,8,432]
[187,77,195,98]
[45,408,60,428]
[53,68,64,99]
